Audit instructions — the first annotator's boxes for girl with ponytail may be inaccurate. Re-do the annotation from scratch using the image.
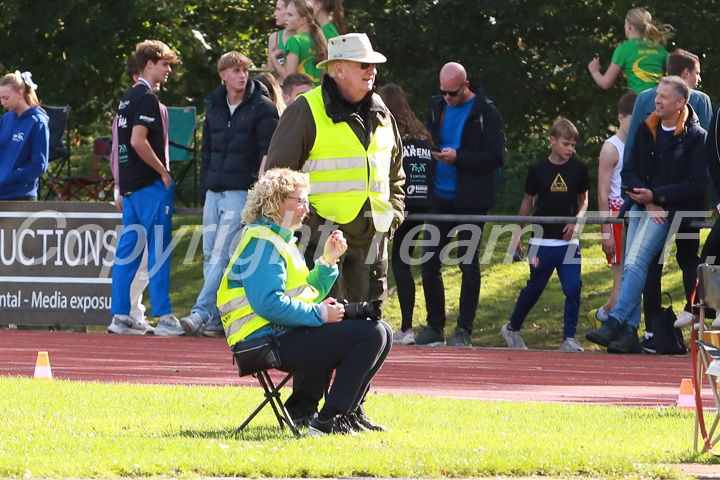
[0,71,49,200]
[314,0,347,40]
[269,0,328,86]
[588,7,673,94]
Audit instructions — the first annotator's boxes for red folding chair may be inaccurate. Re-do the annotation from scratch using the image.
[49,137,115,201]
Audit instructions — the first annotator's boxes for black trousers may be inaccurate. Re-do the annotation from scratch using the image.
[421,195,485,334]
[697,217,720,318]
[279,320,392,415]
[391,211,427,332]
[642,226,700,332]
[285,222,390,418]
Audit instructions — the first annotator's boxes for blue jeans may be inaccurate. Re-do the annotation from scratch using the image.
[509,243,582,338]
[191,189,247,322]
[111,180,175,317]
[610,205,673,328]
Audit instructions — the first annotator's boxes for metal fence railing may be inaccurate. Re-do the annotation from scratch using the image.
[174,208,716,230]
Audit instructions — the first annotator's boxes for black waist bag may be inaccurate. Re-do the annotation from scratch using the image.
[231,335,282,376]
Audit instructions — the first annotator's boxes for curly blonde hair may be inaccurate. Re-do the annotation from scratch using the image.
[242,168,310,225]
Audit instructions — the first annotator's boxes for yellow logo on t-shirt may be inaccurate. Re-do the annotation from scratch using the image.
[551,174,568,192]
[298,57,321,84]
[632,56,661,84]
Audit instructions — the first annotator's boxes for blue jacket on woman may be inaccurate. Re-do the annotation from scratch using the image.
[228,217,338,341]
[0,106,49,199]
[199,79,278,200]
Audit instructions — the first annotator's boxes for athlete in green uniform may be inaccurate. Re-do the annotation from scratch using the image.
[588,7,672,94]
[313,0,346,40]
[269,0,327,86]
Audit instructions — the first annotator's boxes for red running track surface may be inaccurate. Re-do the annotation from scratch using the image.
[0,330,704,407]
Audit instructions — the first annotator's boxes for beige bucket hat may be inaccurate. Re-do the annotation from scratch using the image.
[316,33,387,69]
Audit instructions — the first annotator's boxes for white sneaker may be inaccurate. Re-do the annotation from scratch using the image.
[180,312,204,336]
[155,314,185,336]
[108,315,147,335]
[559,337,584,352]
[501,323,528,350]
[392,329,415,345]
[674,311,698,328]
[134,316,155,334]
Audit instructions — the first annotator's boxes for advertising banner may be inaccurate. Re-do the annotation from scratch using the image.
[0,201,121,326]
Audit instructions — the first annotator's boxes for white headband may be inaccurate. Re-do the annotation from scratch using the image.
[15,70,38,91]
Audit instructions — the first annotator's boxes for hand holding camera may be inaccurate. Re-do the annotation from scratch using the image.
[321,297,345,323]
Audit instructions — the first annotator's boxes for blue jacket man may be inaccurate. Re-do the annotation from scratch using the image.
[621,49,712,339]
[587,76,707,353]
[416,62,505,347]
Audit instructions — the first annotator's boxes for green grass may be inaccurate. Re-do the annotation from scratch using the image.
[160,214,701,351]
[0,377,717,478]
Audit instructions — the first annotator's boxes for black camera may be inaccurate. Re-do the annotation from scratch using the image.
[342,299,382,321]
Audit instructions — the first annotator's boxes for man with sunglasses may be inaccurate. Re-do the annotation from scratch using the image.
[265,33,404,432]
[415,62,506,347]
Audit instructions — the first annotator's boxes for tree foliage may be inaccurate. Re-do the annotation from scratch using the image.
[343,0,720,209]
[1,0,718,208]
[0,0,275,131]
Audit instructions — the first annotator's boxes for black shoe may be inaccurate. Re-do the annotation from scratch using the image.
[585,317,621,347]
[607,323,642,354]
[290,413,315,428]
[343,412,370,432]
[640,335,656,354]
[307,415,356,436]
[353,406,387,432]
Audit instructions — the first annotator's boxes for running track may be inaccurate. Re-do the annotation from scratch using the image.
[1,330,710,407]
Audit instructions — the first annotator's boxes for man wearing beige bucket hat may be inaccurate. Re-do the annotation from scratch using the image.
[265,33,405,435]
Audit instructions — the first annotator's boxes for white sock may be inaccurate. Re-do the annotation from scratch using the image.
[595,307,609,322]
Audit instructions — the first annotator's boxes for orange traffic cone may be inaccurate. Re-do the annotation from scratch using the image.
[33,351,52,380]
[676,378,695,410]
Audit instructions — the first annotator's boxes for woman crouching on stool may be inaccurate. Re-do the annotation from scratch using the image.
[217,168,392,436]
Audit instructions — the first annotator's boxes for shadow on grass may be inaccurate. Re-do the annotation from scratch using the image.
[177,425,300,441]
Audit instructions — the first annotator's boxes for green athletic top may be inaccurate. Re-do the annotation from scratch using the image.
[611,38,669,94]
[321,22,339,41]
[285,32,323,86]
[278,29,286,50]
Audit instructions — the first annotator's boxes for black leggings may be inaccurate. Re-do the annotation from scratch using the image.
[391,215,426,331]
[277,320,392,414]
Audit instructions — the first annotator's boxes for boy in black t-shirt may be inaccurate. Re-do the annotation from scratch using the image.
[502,119,589,351]
[110,40,183,336]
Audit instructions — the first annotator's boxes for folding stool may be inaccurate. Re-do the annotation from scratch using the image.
[231,352,299,437]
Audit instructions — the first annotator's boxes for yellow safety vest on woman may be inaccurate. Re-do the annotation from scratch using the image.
[301,87,396,232]
[216,225,319,347]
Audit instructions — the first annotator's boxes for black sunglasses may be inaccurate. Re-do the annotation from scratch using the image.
[358,62,373,70]
[439,86,463,97]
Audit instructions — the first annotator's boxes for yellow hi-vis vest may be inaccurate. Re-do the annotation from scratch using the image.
[301,87,396,232]
[216,225,319,347]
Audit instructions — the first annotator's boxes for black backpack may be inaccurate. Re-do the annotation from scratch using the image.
[652,293,687,355]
